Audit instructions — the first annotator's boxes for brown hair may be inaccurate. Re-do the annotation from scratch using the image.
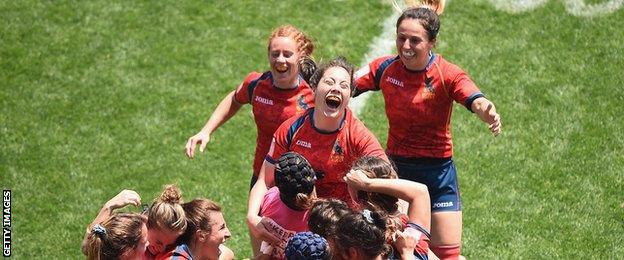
[85,213,147,260]
[268,24,315,58]
[308,56,355,95]
[396,0,446,41]
[351,157,400,214]
[179,198,223,243]
[334,210,392,259]
[351,157,406,235]
[147,184,187,235]
[308,199,351,239]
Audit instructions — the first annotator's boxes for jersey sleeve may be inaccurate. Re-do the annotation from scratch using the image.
[265,118,293,164]
[444,63,484,111]
[354,56,394,95]
[234,71,263,104]
[350,118,388,161]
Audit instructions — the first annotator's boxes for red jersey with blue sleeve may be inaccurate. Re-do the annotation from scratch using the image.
[354,54,484,158]
[234,71,314,176]
[155,244,192,260]
[265,108,387,205]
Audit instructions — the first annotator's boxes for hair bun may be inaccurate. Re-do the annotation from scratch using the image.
[159,184,182,204]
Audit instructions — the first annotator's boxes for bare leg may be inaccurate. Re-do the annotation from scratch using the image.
[430,211,462,259]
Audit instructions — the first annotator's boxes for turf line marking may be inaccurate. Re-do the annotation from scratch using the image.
[565,0,623,17]
[488,0,548,13]
[488,0,623,16]
[350,12,400,116]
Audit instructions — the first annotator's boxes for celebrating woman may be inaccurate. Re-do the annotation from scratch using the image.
[354,1,501,258]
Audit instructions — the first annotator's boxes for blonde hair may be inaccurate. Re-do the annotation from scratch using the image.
[393,0,446,15]
[147,184,187,235]
[85,213,147,260]
[268,24,315,58]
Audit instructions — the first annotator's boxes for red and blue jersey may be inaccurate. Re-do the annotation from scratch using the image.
[355,54,484,158]
[266,108,387,205]
[155,244,192,260]
[234,71,314,176]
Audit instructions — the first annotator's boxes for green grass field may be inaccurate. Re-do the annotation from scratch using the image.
[2,0,623,258]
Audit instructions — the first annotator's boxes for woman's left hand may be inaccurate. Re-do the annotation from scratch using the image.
[484,103,501,136]
[472,98,502,136]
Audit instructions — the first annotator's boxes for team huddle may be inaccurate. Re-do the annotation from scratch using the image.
[82,0,502,259]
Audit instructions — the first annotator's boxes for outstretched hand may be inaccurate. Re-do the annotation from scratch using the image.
[185,131,210,158]
[484,103,502,136]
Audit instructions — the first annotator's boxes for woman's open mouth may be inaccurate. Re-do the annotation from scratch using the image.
[325,95,342,109]
[275,64,288,73]
[402,50,415,59]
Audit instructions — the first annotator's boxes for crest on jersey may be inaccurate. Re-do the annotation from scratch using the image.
[422,77,435,100]
[330,140,345,163]
[296,95,309,112]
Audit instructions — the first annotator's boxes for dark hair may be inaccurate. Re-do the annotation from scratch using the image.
[307,56,355,96]
[334,210,391,258]
[275,152,317,211]
[351,157,399,214]
[308,199,350,239]
[396,6,440,41]
[179,198,222,244]
[85,213,147,260]
[298,56,317,83]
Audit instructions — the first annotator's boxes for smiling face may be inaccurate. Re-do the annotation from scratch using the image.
[200,211,231,257]
[268,36,302,88]
[313,66,352,119]
[396,18,436,71]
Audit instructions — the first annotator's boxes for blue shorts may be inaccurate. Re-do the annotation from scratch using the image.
[391,156,462,212]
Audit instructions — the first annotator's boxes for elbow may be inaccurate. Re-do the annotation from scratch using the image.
[412,182,429,198]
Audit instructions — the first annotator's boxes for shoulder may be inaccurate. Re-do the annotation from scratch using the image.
[371,55,399,66]
[155,244,192,260]
[433,55,465,76]
[274,109,312,139]
[346,110,368,132]
[242,71,264,83]
[218,244,235,260]
[266,186,280,197]
[367,55,400,73]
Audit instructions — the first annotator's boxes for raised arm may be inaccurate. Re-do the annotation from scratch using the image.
[247,160,280,246]
[81,190,141,254]
[185,90,243,158]
[344,170,430,230]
